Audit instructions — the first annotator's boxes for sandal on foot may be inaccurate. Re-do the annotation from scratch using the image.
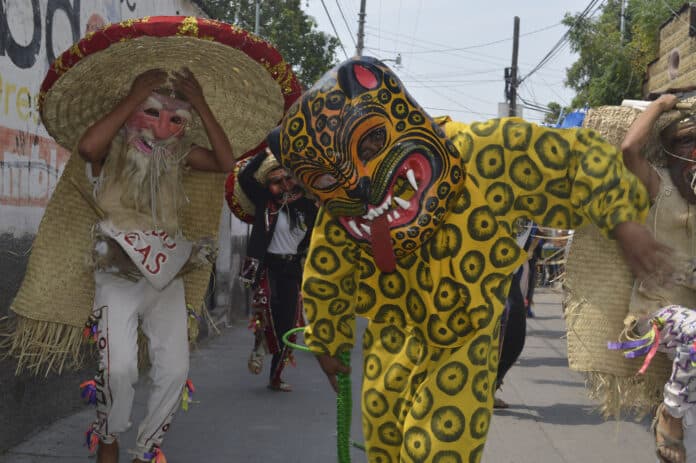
[248,351,263,375]
[652,403,686,463]
[268,381,292,392]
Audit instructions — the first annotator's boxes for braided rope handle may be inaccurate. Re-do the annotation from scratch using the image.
[336,350,351,463]
[282,327,358,461]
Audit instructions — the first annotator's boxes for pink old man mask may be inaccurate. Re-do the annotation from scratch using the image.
[124,91,192,155]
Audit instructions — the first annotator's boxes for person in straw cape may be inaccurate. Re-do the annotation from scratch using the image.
[605,94,696,463]
[564,94,696,463]
[226,129,318,392]
[3,16,301,463]
[272,54,667,463]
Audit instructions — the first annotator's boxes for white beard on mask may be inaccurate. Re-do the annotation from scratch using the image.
[96,135,190,235]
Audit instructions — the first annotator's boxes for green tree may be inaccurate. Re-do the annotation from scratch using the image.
[564,0,684,108]
[197,0,340,88]
[543,102,565,125]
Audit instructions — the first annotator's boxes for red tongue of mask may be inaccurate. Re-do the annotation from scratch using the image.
[370,214,396,273]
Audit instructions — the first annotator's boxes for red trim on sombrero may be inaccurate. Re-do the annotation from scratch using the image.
[225,156,256,224]
[39,16,303,158]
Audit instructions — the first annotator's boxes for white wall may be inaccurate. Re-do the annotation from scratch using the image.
[0,0,206,236]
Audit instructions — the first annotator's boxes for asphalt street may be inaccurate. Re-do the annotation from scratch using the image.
[0,289,656,462]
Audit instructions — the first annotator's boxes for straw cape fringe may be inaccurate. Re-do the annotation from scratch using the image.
[582,371,665,421]
[563,279,668,419]
[0,317,89,376]
[2,152,224,376]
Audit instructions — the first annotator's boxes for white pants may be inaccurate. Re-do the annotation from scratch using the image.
[92,272,189,459]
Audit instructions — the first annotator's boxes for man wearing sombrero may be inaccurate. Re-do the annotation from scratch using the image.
[274,55,665,462]
[5,16,302,463]
[232,131,318,392]
[79,65,233,463]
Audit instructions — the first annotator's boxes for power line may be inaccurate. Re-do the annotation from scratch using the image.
[397,67,483,116]
[519,0,605,84]
[365,22,563,54]
[362,25,571,73]
[334,0,356,46]
[423,106,499,117]
[319,0,350,59]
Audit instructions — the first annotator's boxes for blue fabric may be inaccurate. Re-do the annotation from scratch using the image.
[557,111,586,128]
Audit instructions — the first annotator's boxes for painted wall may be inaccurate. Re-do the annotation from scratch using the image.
[0,0,205,237]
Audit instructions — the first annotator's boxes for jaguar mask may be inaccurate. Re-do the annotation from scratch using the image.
[277,56,464,272]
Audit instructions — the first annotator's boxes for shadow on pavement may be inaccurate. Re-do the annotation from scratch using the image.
[493,403,606,425]
[516,357,569,368]
[532,378,585,388]
[526,328,566,339]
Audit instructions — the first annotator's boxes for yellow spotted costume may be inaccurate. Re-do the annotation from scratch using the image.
[276,57,649,462]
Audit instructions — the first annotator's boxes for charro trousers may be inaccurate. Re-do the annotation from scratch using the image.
[92,272,189,459]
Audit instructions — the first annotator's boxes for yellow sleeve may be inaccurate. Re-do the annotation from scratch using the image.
[444,117,650,235]
[302,207,359,356]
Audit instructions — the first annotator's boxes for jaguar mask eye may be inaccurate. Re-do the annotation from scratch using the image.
[358,126,387,164]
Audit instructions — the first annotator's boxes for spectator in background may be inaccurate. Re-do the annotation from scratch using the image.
[236,132,318,392]
[495,222,541,407]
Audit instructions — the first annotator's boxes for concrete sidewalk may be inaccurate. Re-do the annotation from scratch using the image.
[0,289,656,462]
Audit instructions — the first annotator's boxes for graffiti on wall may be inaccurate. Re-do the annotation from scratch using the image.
[0,0,203,235]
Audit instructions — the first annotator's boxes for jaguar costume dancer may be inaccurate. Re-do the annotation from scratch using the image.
[5,16,301,463]
[274,56,663,462]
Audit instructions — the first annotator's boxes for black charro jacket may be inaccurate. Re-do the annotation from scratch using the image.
[238,150,318,266]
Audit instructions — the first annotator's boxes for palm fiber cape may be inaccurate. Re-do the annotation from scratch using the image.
[4,16,301,375]
[564,105,671,419]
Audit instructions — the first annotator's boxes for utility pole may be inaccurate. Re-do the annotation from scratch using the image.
[254,0,260,35]
[356,0,367,56]
[506,16,520,117]
[620,0,626,42]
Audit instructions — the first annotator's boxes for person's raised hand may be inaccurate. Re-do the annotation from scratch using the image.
[316,353,351,393]
[655,93,679,113]
[613,221,673,281]
[171,67,205,108]
[129,69,168,102]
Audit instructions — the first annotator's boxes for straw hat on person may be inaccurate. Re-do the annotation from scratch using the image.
[5,16,301,375]
[225,148,281,223]
[39,16,302,157]
[648,96,696,167]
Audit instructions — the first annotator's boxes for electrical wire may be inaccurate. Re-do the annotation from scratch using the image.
[334,0,356,46]
[319,0,350,59]
[367,22,563,55]
[397,66,484,116]
[519,0,606,84]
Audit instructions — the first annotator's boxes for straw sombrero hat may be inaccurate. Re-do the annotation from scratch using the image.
[39,16,302,157]
[225,149,281,223]
[647,96,696,165]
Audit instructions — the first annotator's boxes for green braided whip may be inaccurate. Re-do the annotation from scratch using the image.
[282,327,363,461]
[336,350,351,462]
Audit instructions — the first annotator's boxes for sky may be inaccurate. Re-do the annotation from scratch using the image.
[301,0,596,124]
